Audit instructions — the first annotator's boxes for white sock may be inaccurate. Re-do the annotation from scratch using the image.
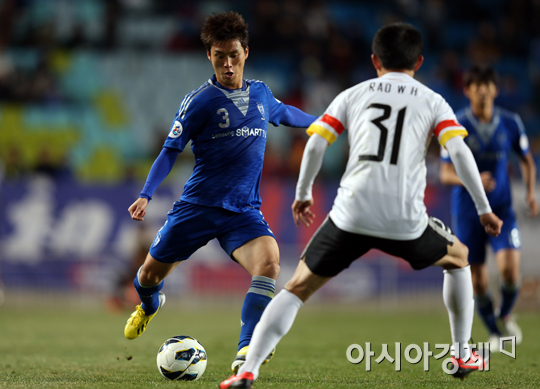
[238,289,303,379]
[443,265,474,360]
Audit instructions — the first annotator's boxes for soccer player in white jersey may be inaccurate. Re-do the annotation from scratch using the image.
[220,23,503,388]
[123,12,317,374]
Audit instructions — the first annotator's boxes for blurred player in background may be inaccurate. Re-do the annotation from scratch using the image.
[220,23,503,388]
[124,11,317,372]
[440,66,538,350]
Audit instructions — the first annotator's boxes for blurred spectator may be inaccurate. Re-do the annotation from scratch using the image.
[33,149,72,181]
[102,0,121,49]
[0,50,15,101]
[3,147,27,179]
[420,0,446,49]
[63,23,88,50]
[437,50,464,93]
[466,21,500,65]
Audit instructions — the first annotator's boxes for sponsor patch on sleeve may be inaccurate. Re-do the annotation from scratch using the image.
[169,120,183,138]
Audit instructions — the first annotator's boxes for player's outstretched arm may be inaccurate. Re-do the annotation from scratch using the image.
[279,105,318,128]
[479,212,503,237]
[293,133,328,227]
[128,147,180,220]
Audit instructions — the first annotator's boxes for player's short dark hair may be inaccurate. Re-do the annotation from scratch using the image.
[372,23,422,70]
[464,66,499,87]
[200,11,249,51]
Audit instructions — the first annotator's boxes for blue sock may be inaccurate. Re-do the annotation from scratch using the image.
[475,293,500,335]
[133,268,164,315]
[238,276,276,351]
[499,282,520,318]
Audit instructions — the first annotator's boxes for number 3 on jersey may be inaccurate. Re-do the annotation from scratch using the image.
[359,103,406,165]
[217,108,230,128]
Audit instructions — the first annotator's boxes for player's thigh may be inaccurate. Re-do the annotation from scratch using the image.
[453,213,487,265]
[301,216,371,278]
[232,235,280,278]
[218,208,278,270]
[284,259,332,302]
[149,201,218,263]
[378,217,461,270]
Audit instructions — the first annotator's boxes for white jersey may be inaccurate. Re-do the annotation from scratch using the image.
[308,72,467,240]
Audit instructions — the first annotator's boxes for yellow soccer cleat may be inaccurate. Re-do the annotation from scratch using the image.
[231,345,275,374]
[124,292,166,339]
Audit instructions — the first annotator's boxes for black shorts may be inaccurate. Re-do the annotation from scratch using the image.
[302,216,455,277]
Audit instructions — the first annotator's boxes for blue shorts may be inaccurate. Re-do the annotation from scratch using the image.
[149,201,276,263]
[452,206,521,265]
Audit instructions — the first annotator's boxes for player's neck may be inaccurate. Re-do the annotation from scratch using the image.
[471,104,494,123]
[377,68,415,77]
[215,78,244,91]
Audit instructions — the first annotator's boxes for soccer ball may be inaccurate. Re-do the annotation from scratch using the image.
[156,336,207,381]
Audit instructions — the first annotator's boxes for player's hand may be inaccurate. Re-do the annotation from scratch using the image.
[479,212,503,237]
[527,193,539,217]
[128,197,149,221]
[292,198,315,227]
[480,172,496,192]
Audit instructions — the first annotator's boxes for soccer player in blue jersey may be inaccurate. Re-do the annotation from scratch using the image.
[440,66,538,350]
[123,11,317,372]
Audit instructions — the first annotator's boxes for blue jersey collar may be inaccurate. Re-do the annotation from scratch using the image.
[210,75,247,92]
[465,107,501,145]
[466,106,500,126]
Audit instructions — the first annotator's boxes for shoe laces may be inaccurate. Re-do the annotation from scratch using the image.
[129,305,146,326]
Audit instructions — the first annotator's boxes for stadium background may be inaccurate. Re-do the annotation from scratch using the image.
[0,0,539,312]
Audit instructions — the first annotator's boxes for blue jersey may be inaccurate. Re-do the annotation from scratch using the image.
[441,106,529,216]
[164,75,287,213]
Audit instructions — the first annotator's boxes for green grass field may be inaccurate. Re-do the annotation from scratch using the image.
[1,300,539,388]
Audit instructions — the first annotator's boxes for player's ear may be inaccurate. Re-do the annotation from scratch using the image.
[206,50,211,61]
[414,55,424,72]
[493,84,499,98]
[371,54,382,71]
[244,46,249,60]
[463,86,471,99]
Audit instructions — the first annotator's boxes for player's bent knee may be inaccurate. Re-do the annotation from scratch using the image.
[139,268,162,286]
[501,267,518,285]
[139,255,173,286]
[251,259,280,279]
[473,279,488,295]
